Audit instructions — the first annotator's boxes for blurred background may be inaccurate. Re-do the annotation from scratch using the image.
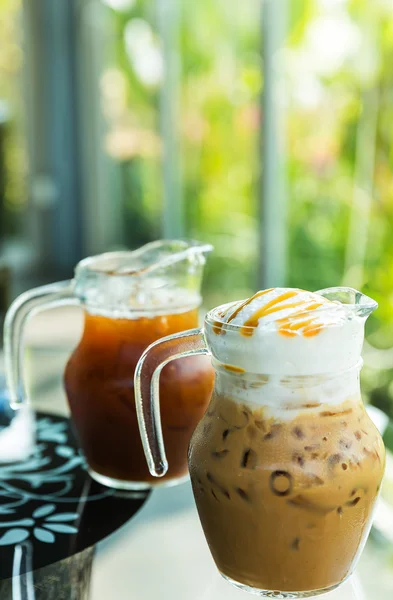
[1,1,393,439]
[0,0,393,584]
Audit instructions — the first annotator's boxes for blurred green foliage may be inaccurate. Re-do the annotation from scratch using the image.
[100,0,393,412]
[2,0,393,413]
[0,0,27,236]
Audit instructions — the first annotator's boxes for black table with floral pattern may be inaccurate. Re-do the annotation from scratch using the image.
[0,412,149,598]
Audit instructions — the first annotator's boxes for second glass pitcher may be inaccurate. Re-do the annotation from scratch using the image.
[4,240,215,490]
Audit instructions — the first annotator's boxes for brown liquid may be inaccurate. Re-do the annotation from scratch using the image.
[64,309,214,484]
[189,392,385,593]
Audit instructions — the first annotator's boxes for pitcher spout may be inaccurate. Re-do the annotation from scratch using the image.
[315,287,378,319]
[118,239,213,275]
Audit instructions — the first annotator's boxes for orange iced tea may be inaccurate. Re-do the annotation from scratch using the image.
[65,309,214,485]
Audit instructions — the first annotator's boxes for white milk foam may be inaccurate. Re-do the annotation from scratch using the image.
[206,288,365,412]
[214,368,361,419]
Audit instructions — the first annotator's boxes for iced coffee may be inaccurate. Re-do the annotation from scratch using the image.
[187,288,385,595]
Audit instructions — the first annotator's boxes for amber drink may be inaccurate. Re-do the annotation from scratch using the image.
[65,308,213,486]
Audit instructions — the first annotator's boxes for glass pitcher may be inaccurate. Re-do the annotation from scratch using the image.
[4,239,215,490]
[134,287,385,597]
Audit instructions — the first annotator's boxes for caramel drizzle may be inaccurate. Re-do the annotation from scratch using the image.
[240,290,299,336]
[212,320,225,335]
[241,291,331,338]
[213,289,332,339]
[223,364,246,373]
[212,288,273,335]
[227,289,274,323]
[278,301,327,338]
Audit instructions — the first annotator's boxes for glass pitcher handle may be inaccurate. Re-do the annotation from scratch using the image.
[134,328,209,477]
[4,280,78,409]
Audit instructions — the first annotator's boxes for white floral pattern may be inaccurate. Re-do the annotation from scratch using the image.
[0,416,114,545]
